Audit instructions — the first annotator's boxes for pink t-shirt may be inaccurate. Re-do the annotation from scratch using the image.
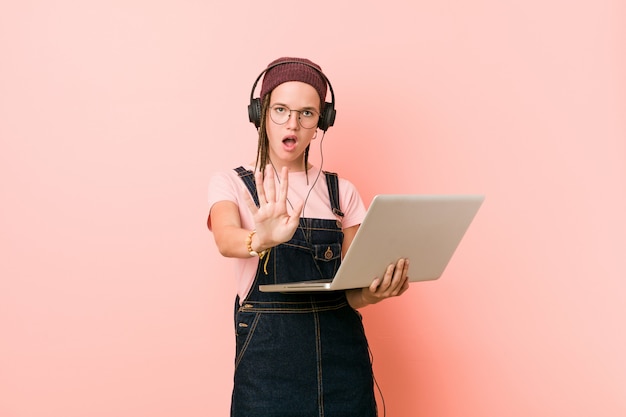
[207,164,366,302]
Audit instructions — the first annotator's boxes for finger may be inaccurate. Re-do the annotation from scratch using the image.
[241,185,259,214]
[401,273,410,291]
[286,199,303,228]
[263,164,277,203]
[389,259,408,292]
[376,259,405,297]
[255,169,267,205]
[402,258,410,276]
[377,263,395,293]
[277,166,290,206]
[402,277,410,291]
[398,258,410,285]
[396,258,408,280]
[394,260,410,295]
[396,279,410,297]
[391,274,410,296]
[369,277,381,293]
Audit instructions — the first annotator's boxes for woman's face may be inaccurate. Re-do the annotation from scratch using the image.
[265,81,321,171]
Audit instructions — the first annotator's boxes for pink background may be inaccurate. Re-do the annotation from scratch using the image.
[2,1,625,416]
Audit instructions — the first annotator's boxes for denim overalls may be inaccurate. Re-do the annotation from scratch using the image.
[231,167,377,417]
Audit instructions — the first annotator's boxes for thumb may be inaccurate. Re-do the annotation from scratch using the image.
[288,200,304,227]
[369,277,381,292]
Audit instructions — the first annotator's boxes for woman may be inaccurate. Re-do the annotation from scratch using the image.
[207,57,409,417]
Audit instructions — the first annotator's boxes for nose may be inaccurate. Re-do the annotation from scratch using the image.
[285,109,300,129]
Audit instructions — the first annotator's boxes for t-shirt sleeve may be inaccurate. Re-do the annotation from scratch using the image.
[207,171,240,230]
[338,178,367,229]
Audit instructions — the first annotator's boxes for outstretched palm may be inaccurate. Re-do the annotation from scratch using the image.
[244,165,303,248]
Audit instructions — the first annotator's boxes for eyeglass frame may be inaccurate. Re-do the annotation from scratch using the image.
[268,104,321,129]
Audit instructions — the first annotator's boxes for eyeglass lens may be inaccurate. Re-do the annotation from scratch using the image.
[269,106,319,129]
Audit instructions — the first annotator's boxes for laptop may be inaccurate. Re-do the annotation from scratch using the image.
[259,194,484,293]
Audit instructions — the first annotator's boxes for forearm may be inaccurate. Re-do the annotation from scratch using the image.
[210,201,275,259]
[214,227,270,259]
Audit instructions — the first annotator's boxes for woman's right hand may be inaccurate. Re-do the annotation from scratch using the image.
[243,165,303,251]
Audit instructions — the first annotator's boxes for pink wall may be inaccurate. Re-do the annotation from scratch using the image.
[1,1,624,416]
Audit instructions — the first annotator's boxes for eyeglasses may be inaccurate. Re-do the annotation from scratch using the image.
[268,105,320,129]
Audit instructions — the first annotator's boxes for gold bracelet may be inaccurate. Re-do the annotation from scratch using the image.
[245,230,267,258]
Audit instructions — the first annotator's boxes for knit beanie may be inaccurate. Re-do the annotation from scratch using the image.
[259,57,327,104]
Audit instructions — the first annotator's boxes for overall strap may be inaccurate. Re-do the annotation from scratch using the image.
[235,166,344,217]
[324,171,344,218]
[234,166,260,207]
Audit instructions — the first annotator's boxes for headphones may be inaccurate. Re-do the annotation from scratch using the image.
[248,60,336,131]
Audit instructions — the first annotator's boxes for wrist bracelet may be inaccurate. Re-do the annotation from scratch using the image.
[245,230,267,258]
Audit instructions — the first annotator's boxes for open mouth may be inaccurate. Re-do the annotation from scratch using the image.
[282,136,297,150]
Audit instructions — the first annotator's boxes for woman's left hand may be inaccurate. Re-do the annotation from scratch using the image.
[347,258,410,309]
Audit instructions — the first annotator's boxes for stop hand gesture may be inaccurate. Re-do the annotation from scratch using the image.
[243,165,303,251]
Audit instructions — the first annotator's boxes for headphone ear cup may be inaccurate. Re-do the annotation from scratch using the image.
[318,101,336,131]
[248,98,262,128]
